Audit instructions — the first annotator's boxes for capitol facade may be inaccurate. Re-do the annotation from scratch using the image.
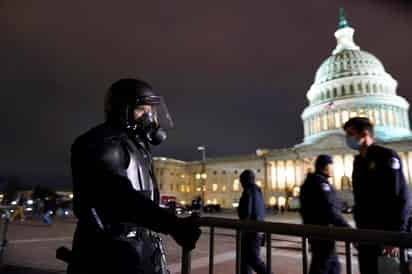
[153,11,412,209]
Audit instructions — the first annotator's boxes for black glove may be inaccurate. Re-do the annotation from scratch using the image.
[170,216,201,250]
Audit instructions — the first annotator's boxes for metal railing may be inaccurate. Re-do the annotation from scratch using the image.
[0,206,11,266]
[181,217,412,274]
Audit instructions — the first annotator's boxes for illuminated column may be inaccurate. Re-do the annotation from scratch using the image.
[344,154,354,177]
[400,152,410,184]
[328,111,334,129]
[304,120,309,137]
[271,162,278,191]
[333,155,344,190]
[277,161,286,191]
[334,110,341,129]
[286,160,295,189]
[408,152,412,185]
[380,107,387,126]
[342,110,349,125]
[295,160,304,186]
[401,109,406,128]
[373,107,380,125]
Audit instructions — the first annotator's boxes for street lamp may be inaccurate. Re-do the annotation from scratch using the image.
[197,145,207,204]
[197,146,206,161]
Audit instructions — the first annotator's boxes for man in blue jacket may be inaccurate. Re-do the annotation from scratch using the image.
[238,169,271,274]
[300,155,350,274]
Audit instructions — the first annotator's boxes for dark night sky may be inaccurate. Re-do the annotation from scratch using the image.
[1,1,412,185]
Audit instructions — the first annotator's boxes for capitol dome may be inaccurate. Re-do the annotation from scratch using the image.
[314,50,386,85]
[301,9,412,145]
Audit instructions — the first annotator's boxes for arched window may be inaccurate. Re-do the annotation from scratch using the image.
[341,85,346,96]
[373,83,378,93]
[333,87,338,97]
[358,82,363,93]
[350,84,355,95]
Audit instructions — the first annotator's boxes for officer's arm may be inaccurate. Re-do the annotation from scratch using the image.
[238,191,252,220]
[319,184,350,227]
[96,140,178,234]
[382,154,410,231]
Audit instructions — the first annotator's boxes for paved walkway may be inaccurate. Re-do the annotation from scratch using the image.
[1,212,359,274]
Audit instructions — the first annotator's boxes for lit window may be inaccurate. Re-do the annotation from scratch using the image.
[269,197,277,206]
[222,185,227,192]
[359,108,366,117]
[278,197,286,207]
[233,179,240,191]
[256,180,262,187]
[212,184,218,192]
[350,109,357,118]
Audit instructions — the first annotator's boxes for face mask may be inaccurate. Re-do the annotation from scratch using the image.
[346,135,361,150]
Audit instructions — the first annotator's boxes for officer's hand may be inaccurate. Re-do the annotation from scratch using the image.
[383,246,400,257]
[171,216,201,250]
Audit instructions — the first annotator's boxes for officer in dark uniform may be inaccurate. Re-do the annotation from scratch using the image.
[300,155,350,274]
[67,78,201,274]
[343,117,411,274]
[237,169,272,274]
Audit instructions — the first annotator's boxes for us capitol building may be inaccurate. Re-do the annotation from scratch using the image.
[153,11,412,209]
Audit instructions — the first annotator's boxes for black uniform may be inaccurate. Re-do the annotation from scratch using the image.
[352,144,410,274]
[300,172,350,274]
[238,171,271,274]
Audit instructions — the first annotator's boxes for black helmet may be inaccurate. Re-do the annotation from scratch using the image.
[105,78,173,145]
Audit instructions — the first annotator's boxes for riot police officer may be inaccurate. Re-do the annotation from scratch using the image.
[343,117,410,274]
[67,78,201,274]
[237,170,271,274]
[300,155,350,274]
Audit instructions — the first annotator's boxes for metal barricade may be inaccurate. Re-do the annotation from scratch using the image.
[181,217,412,274]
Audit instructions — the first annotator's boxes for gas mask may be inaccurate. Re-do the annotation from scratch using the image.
[134,111,167,145]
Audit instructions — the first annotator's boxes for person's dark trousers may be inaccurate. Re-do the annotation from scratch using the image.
[240,232,271,274]
[309,240,340,274]
[357,244,382,274]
